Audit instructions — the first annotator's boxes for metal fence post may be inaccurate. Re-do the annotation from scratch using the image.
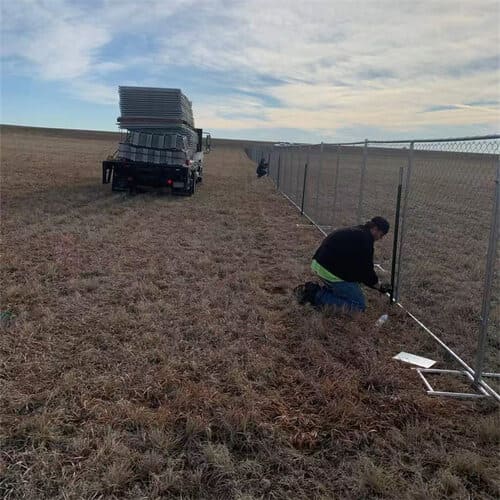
[331,145,341,227]
[357,139,368,224]
[286,147,291,196]
[394,142,414,302]
[301,147,309,215]
[474,164,500,385]
[390,166,404,303]
[313,142,324,222]
[268,150,274,180]
[276,154,281,191]
[295,146,302,202]
[284,147,289,195]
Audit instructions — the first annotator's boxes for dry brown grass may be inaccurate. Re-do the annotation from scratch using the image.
[1,125,499,499]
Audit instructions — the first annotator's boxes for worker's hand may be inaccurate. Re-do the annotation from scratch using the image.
[378,283,392,295]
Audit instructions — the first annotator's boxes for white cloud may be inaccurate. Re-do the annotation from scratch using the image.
[2,1,111,80]
[70,80,117,105]
[1,0,499,138]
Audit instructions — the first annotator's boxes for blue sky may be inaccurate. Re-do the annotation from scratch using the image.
[1,0,499,142]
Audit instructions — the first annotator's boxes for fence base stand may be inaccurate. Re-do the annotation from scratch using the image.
[415,368,491,399]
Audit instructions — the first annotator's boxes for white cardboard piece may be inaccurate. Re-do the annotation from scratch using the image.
[393,352,436,368]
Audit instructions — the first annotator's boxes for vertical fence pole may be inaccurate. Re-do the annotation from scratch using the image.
[277,154,281,191]
[331,145,341,227]
[313,142,324,223]
[301,147,309,215]
[287,147,292,198]
[285,147,290,195]
[295,146,301,203]
[267,149,276,182]
[474,164,500,385]
[390,166,404,303]
[357,139,368,224]
[394,142,414,302]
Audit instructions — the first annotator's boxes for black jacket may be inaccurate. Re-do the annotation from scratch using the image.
[313,225,378,286]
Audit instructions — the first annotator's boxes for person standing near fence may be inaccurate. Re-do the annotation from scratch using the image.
[294,217,392,312]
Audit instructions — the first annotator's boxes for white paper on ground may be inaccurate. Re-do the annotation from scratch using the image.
[392,352,436,368]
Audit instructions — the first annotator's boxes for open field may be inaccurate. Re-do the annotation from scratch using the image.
[1,126,499,499]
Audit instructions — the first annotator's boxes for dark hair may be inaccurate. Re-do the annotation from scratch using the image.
[365,216,390,234]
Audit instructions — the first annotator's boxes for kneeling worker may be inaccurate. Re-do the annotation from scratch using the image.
[256,158,269,177]
[294,216,392,311]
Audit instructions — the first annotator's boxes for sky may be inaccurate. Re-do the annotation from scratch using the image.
[1,0,499,143]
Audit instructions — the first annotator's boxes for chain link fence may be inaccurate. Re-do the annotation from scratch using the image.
[247,135,499,398]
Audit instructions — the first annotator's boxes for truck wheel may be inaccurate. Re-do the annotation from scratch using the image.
[189,173,196,195]
[111,171,128,191]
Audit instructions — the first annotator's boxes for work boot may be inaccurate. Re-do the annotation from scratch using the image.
[294,282,320,305]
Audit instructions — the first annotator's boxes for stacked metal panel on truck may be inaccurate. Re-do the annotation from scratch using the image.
[116,86,198,165]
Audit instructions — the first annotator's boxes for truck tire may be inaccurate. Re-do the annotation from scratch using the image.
[111,171,128,192]
[189,173,196,195]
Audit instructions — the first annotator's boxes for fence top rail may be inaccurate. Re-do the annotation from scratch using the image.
[364,134,500,144]
[269,134,500,149]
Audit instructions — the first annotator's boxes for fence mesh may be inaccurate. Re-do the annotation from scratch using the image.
[246,136,500,382]
[398,140,499,372]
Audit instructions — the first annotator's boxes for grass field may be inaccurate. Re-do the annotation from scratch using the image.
[1,126,499,499]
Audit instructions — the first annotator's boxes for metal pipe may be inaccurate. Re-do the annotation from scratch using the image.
[281,192,328,236]
[276,154,281,191]
[301,147,309,215]
[416,369,434,392]
[331,145,341,227]
[272,150,275,183]
[416,369,489,397]
[363,134,499,144]
[394,142,413,302]
[287,148,292,197]
[313,142,324,223]
[420,368,472,375]
[390,167,404,303]
[427,391,487,400]
[474,164,500,385]
[295,146,302,203]
[263,134,499,150]
[318,134,499,147]
[357,139,368,224]
[282,147,290,193]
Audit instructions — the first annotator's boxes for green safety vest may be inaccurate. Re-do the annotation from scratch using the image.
[311,259,343,282]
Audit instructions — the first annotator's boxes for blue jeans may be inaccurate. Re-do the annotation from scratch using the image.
[314,280,366,312]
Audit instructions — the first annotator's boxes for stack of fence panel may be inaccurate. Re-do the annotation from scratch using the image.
[117,144,189,164]
[116,86,198,165]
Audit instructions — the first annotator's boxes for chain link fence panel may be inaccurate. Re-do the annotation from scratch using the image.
[397,139,499,373]
[245,135,499,387]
